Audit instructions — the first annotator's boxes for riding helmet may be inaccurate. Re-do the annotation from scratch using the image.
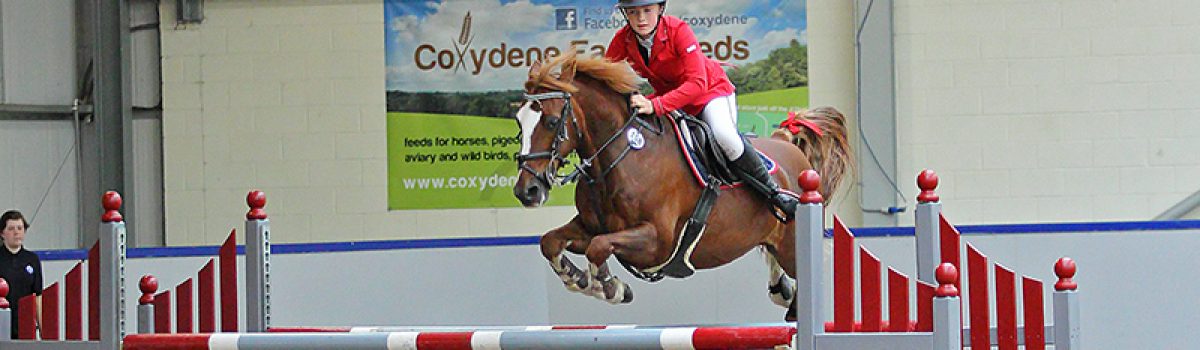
[616,0,666,9]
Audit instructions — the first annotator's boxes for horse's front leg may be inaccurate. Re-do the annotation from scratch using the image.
[541,216,593,293]
[584,222,661,304]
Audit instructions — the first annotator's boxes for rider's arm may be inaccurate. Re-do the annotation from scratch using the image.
[606,29,657,101]
[648,24,708,116]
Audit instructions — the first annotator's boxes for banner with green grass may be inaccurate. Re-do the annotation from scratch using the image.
[385,0,808,209]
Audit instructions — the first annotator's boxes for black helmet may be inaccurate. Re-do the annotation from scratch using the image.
[616,0,666,9]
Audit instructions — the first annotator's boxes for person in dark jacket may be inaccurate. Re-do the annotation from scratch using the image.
[0,210,41,338]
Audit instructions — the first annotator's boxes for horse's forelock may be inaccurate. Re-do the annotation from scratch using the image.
[524,49,639,95]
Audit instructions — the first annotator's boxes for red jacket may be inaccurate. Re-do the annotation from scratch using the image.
[605,15,735,117]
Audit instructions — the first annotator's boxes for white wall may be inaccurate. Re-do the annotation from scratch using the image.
[893,0,1200,224]
[0,0,76,105]
[0,121,79,250]
[158,0,577,246]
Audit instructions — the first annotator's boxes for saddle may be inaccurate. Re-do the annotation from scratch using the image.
[669,111,780,190]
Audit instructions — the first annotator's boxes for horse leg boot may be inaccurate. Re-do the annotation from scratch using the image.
[765,253,796,308]
[731,139,799,222]
[583,223,661,304]
[541,217,595,294]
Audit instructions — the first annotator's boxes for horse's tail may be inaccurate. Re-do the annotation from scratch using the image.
[771,106,855,203]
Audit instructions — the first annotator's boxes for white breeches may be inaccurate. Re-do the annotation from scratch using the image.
[700,93,744,160]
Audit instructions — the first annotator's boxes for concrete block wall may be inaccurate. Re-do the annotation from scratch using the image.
[158,0,576,245]
[893,0,1200,224]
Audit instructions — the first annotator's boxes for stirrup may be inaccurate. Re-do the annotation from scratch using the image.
[769,192,799,223]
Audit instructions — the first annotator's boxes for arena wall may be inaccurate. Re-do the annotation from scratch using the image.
[893,0,1200,224]
[35,224,1200,348]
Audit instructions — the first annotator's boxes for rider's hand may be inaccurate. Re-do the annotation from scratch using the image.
[630,94,654,115]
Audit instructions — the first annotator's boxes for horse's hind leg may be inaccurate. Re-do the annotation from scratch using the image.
[541,216,593,293]
[766,225,799,321]
[584,222,661,304]
[764,252,796,308]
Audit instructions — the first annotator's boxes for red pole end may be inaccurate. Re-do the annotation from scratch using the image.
[246,190,268,220]
[1054,257,1077,291]
[917,169,939,203]
[934,263,959,297]
[0,278,9,309]
[101,191,123,223]
[798,170,823,204]
[139,275,158,305]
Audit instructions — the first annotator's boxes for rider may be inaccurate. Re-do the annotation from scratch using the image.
[605,0,799,222]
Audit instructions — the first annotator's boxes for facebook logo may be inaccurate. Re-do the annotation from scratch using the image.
[556,8,577,30]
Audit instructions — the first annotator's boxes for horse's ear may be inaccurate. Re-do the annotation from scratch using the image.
[560,61,577,83]
[530,60,542,74]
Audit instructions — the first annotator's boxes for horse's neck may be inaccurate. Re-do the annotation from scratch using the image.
[573,81,679,191]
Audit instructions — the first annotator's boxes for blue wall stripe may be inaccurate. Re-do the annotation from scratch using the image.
[34,220,1200,261]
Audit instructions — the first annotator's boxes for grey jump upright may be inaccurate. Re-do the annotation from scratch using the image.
[792,170,963,350]
[913,169,942,286]
[99,191,127,350]
[245,190,271,332]
[0,278,10,339]
[1054,258,1081,349]
[136,275,158,334]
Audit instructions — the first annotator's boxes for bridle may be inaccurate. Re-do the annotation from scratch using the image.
[516,91,580,188]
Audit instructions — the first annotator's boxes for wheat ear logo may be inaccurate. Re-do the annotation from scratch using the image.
[451,12,474,74]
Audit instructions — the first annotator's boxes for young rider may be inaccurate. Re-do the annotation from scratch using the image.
[604,0,799,221]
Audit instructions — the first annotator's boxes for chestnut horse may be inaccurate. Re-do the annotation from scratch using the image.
[512,50,852,317]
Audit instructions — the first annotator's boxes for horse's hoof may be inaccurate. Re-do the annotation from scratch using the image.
[573,277,589,291]
[768,276,795,307]
[784,301,797,322]
[600,279,630,305]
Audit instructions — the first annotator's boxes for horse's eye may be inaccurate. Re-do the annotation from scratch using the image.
[543,116,561,129]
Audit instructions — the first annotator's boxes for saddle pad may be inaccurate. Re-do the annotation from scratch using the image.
[668,116,779,189]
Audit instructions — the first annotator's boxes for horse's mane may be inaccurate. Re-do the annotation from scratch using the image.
[525,49,640,95]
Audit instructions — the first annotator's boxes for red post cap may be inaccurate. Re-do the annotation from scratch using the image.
[917,169,939,203]
[798,170,823,204]
[0,278,9,309]
[934,263,959,297]
[139,275,158,305]
[1054,257,1077,291]
[102,191,123,223]
[246,190,268,220]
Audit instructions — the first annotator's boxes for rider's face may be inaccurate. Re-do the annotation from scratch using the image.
[623,5,661,37]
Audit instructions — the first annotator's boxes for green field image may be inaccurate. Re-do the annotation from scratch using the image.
[387,112,577,209]
[735,86,808,137]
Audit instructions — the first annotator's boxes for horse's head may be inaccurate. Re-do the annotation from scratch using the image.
[513,50,642,207]
[513,57,581,207]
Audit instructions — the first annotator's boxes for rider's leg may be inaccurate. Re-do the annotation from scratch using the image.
[701,93,799,222]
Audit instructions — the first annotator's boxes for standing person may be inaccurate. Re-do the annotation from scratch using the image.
[604,0,799,221]
[0,210,41,338]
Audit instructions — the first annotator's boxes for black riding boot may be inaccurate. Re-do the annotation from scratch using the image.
[731,140,799,223]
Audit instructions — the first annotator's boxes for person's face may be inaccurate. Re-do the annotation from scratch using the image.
[2,219,24,249]
[623,4,662,37]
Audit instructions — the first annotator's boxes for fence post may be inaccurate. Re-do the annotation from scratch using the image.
[100,191,127,350]
[245,190,271,332]
[137,275,157,334]
[794,170,824,349]
[932,263,962,350]
[914,169,941,285]
[1053,258,1081,350]
[0,278,10,339]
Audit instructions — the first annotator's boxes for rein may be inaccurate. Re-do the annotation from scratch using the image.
[519,92,662,187]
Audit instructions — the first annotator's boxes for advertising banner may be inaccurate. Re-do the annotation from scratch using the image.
[386,0,808,209]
